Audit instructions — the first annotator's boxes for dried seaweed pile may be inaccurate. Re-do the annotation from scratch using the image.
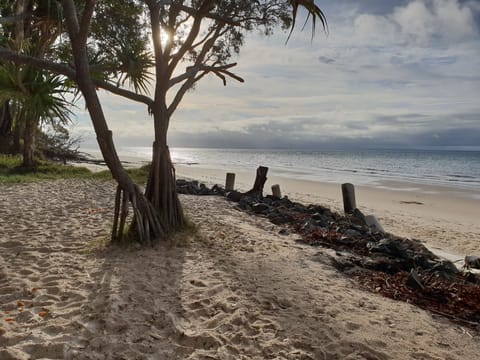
[176,179,480,330]
[223,188,480,330]
[352,271,480,327]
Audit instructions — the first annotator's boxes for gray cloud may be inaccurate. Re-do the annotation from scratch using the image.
[73,0,480,151]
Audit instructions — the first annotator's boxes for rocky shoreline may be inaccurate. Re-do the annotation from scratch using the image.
[176,178,480,330]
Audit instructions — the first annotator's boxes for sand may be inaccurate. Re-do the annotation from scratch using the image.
[1,178,479,359]
[175,165,480,258]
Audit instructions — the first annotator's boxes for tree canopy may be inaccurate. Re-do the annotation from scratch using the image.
[0,0,327,243]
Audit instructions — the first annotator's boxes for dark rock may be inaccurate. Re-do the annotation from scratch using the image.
[226,190,243,202]
[367,238,409,259]
[344,229,362,238]
[267,212,293,225]
[301,219,317,232]
[252,203,270,214]
[351,208,367,225]
[279,229,289,235]
[362,255,408,274]
[465,255,480,270]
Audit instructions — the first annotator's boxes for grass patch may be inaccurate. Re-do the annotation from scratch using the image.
[81,235,112,255]
[0,155,95,184]
[0,154,151,184]
[127,163,151,184]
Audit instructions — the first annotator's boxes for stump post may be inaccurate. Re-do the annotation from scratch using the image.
[246,166,269,197]
[271,184,282,198]
[341,183,357,214]
[225,173,236,191]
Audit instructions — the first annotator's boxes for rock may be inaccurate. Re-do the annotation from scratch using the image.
[344,229,362,238]
[226,190,243,202]
[301,219,317,232]
[367,238,409,259]
[267,212,293,225]
[252,203,270,214]
[362,255,408,274]
[365,215,385,234]
[351,208,367,225]
[465,255,480,270]
[279,229,289,235]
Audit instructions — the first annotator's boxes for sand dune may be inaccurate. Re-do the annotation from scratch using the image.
[1,179,479,359]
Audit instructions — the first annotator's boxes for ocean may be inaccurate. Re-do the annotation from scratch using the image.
[115,147,480,192]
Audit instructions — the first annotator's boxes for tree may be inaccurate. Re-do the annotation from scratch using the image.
[0,0,72,168]
[0,0,326,243]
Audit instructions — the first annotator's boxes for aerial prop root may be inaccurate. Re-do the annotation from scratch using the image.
[111,183,166,244]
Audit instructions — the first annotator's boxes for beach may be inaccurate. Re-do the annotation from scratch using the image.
[175,164,480,259]
[0,175,479,359]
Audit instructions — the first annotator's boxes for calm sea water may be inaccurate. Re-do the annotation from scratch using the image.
[118,147,480,191]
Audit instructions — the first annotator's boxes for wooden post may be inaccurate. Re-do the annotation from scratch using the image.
[271,184,282,198]
[225,172,235,191]
[365,215,385,234]
[341,183,356,214]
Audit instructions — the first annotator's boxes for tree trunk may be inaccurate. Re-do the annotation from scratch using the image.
[12,122,21,154]
[22,119,36,168]
[0,101,12,136]
[62,0,166,244]
[145,141,184,231]
[0,101,12,153]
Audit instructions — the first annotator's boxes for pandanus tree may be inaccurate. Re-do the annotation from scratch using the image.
[0,0,73,167]
[0,0,327,243]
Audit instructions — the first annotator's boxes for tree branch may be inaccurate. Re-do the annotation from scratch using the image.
[167,62,242,115]
[0,48,76,79]
[94,79,154,108]
[0,48,154,108]
[168,71,207,116]
[167,0,214,77]
[78,0,96,45]
[172,4,241,26]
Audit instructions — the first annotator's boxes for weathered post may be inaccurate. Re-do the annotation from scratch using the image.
[341,183,356,214]
[225,172,236,191]
[271,184,282,198]
[246,166,269,197]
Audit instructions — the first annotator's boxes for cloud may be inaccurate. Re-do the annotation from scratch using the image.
[72,0,480,151]
[354,0,479,46]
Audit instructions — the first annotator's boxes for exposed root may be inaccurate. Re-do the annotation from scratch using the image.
[111,183,167,245]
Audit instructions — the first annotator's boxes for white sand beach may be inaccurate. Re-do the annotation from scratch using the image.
[1,177,479,359]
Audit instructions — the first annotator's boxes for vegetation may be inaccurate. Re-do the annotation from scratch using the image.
[0,0,77,168]
[0,155,151,184]
[0,1,327,244]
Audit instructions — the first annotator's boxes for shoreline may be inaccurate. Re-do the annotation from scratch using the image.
[70,152,480,257]
[174,164,480,258]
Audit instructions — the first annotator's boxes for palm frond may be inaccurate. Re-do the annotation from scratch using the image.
[286,0,328,44]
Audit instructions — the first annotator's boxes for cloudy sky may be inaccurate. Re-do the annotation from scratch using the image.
[74,0,480,150]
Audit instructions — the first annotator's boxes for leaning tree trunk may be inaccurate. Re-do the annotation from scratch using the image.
[63,0,167,244]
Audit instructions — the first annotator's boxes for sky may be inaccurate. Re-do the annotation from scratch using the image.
[74,0,480,150]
